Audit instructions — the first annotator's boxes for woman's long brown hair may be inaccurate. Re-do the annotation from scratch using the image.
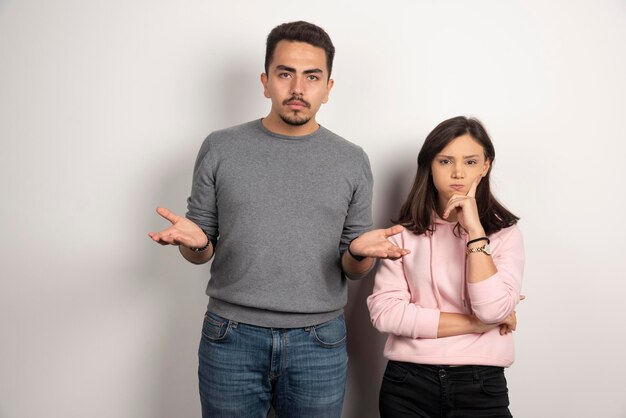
[394,116,519,236]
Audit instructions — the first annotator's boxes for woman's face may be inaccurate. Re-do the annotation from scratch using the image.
[430,134,491,210]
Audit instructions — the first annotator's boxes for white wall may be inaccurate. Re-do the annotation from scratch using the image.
[1,1,625,417]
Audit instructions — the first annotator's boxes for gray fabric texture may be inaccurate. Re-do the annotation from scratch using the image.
[186,119,373,327]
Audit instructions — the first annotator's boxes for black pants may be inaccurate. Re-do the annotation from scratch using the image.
[379,361,512,418]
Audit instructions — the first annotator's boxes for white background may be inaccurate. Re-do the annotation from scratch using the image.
[1,1,625,417]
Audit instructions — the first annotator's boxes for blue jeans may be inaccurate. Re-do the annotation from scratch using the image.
[379,361,512,418]
[198,311,348,418]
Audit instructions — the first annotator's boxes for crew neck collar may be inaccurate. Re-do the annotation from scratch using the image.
[256,119,324,141]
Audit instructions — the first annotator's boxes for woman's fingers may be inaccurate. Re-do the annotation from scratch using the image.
[467,176,481,198]
[443,195,467,218]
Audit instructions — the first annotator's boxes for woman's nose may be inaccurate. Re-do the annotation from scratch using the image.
[452,163,464,178]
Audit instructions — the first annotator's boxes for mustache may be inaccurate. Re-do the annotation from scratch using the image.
[282,96,311,108]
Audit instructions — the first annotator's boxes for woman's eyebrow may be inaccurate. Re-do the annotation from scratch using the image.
[436,154,480,159]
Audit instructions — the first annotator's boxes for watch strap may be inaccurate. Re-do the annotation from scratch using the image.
[466,243,491,255]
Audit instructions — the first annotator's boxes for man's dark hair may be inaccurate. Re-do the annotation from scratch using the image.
[265,21,335,79]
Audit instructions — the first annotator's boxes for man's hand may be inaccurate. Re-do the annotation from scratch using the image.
[348,225,410,260]
[148,207,207,249]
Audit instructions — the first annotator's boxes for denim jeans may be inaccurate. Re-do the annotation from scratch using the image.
[198,311,348,418]
[379,361,512,418]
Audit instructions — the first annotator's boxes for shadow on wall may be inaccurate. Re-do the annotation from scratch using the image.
[343,157,416,418]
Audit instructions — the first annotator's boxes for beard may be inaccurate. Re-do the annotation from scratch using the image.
[279,95,312,126]
[279,112,311,126]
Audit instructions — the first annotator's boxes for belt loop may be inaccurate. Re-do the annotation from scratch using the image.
[472,366,479,382]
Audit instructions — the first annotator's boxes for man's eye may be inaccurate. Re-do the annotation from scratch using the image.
[467,160,478,165]
[307,75,319,81]
[279,73,291,78]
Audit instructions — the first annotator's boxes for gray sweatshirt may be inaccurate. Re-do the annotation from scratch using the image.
[186,119,373,327]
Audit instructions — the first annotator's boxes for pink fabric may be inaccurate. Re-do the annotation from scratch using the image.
[367,219,524,367]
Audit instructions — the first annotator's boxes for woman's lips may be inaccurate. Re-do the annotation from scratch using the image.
[450,184,465,191]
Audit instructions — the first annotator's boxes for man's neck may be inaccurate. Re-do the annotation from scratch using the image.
[261,113,320,137]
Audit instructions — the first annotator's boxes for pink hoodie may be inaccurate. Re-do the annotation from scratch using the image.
[367,217,524,367]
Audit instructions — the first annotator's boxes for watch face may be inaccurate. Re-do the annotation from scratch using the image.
[483,244,492,255]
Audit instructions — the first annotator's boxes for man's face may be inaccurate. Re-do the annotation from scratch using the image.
[261,41,333,131]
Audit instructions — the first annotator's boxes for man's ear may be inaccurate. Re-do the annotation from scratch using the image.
[260,73,270,98]
[322,78,334,104]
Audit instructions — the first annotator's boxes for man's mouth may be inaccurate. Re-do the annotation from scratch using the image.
[283,97,310,109]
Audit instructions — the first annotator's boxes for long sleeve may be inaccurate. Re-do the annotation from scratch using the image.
[367,224,523,367]
[367,234,440,339]
[185,135,219,243]
[339,149,374,254]
[339,149,375,280]
[468,226,525,323]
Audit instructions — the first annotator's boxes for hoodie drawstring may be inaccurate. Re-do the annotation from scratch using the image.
[428,233,444,308]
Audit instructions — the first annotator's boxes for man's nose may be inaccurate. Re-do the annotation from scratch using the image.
[290,76,304,95]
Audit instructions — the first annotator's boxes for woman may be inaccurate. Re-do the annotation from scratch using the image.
[367,116,524,417]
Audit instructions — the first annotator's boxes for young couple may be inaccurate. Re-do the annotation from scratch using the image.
[149,21,524,418]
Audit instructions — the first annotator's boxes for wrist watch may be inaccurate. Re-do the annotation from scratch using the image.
[466,243,492,256]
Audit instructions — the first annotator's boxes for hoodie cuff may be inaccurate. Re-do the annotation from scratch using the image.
[413,307,440,339]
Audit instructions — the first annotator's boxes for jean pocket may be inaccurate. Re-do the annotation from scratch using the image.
[382,361,410,383]
[201,312,231,342]
[310,316,347,348]
[480,372,509,397]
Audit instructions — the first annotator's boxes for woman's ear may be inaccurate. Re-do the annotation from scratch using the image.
[482,159,491,177]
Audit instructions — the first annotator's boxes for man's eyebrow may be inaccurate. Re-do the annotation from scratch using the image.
[275,65,296,72]
[274,65,324,75]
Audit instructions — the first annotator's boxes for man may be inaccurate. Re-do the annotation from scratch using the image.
[149,21,408,417]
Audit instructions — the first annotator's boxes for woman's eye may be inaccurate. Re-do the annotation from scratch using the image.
[439,159,450,165]
[467,160,477,165]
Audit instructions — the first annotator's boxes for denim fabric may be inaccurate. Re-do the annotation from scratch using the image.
[379,361,512,418]
[198,311,348,418]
